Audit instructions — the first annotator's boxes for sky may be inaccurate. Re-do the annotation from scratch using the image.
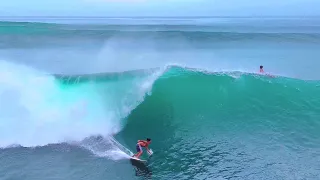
[0,0,320,16]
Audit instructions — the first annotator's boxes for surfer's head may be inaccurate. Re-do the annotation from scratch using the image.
[260,65,263,69]
[147,138,151,144]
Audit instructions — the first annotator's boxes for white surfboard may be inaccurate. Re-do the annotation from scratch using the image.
[130,156,147,162]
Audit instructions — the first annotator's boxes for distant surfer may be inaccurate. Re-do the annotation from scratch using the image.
[259,65,264,73]
[133,138,152,159]
[259,65,275,78]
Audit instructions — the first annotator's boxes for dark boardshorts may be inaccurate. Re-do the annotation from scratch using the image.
[136,144,142,152]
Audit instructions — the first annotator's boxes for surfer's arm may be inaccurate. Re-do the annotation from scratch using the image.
[145,146,151,153]
[137,140,147,143]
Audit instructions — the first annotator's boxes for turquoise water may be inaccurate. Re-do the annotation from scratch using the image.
[0,17,320,180]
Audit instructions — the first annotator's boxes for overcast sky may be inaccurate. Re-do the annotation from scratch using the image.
[0,0,319,16]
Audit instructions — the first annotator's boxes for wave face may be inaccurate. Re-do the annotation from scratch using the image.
[118,66,320,179]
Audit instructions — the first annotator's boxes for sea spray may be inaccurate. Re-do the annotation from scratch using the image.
[0,60,107,146]
[0,60,163,150]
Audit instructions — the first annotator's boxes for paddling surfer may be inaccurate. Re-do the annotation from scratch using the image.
[259,65,264,73]
[259,65,275,78]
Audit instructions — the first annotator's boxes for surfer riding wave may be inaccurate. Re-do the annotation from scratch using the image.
[133,138,152,159]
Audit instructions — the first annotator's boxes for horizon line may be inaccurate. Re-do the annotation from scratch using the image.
[1,15,320,18]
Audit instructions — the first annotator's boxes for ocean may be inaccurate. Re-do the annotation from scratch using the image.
[0,17,320,180]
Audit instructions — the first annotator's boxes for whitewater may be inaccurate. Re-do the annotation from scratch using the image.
[0,17,320,180]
